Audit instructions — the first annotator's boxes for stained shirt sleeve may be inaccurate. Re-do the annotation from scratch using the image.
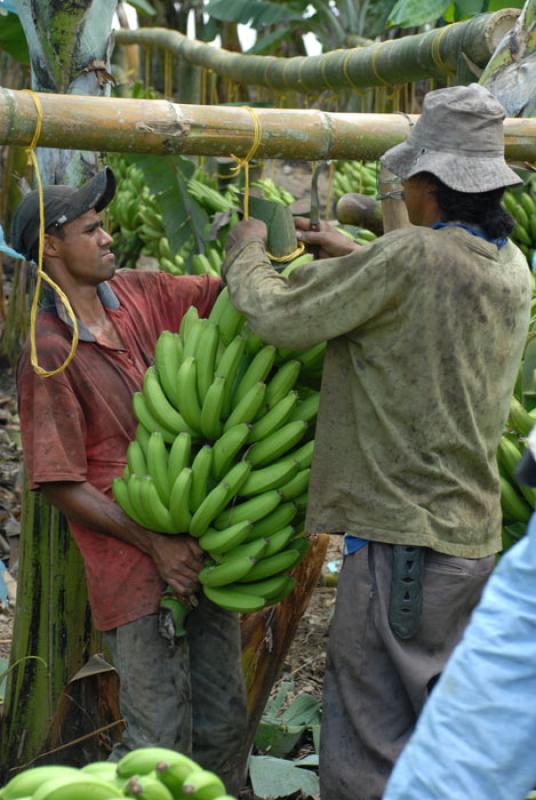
[222,236,392,350]
[17,351,87,490]
[383,519,536,800]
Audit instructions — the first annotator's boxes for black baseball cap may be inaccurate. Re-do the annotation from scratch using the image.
[11,167,116,262]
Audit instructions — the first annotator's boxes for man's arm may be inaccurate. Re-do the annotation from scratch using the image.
[42,481,203,606]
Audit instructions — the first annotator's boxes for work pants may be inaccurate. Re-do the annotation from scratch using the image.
[103,593,248,794]
[319,542,495,800]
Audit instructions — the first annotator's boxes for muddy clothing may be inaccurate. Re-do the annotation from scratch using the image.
[17,269,221,630]
[320,544,494,800]
[104,598,248,795]
[223,226,531,557]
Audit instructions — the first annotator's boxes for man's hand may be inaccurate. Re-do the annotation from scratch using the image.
[225,218,268,254]
[294,217,359,259]
[149,533,204,608]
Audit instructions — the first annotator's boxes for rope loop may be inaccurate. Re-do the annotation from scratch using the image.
[229,106,263,221]
[23,90,80,378]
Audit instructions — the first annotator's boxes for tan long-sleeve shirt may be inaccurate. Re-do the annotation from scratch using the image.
[223,226,531,557]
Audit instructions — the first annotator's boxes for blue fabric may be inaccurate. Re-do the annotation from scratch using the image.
[0,223,24,260]
[431,220,507,249]
[343,534,368,556]
[384,516,536,800]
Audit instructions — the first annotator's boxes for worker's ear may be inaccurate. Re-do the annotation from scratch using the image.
[42,232,62,262]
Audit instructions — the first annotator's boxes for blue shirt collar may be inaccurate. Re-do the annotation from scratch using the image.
[432,221,507,249]
[40,281,120,342]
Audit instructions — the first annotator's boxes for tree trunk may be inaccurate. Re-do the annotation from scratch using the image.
[0,0,118,777]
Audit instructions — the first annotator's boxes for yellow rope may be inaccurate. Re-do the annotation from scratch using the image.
[370,40,392,88]
[267,242,305,263]
[23,90,79,378]
[229,106,263,221]
[431,24,456,74]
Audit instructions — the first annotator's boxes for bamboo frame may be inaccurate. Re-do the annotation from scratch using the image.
[113,11,519,93]
[1,89,535,162]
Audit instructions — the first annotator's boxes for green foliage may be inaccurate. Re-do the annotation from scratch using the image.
[249,755,320,799]
[205,0,305,26]
[0,12,29,64]
[255,680,321,758]
[388,0,526,28]
[127,0,157,15]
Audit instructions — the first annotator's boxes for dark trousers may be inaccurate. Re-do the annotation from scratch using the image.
[103,593,248,794]
[320,542,495,800]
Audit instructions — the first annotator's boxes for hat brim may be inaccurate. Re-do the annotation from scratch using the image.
[381,142,522,193]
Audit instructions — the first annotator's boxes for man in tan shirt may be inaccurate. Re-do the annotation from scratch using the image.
[222,85,532,799]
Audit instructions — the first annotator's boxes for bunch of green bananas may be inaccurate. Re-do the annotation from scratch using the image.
[0,746,236,800]
[250,178,295,206]
[107,156,185,275]
[113,281,324,615]
[333,160,377,204]
[503,181,536,266]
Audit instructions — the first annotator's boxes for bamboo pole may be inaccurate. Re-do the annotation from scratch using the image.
[0,89,535,162]
[113,11,518,93]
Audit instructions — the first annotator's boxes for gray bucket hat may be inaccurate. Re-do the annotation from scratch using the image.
[381,83,521,192]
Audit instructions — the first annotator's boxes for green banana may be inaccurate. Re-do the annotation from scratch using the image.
[184,318,207,361]
[196,321,220,401]
[246,502,298,541]
[176,357,202,433]
[214,489,282,530]
[298,341,326,372]
[147,432,170,506]
[124,774,173,800]
[279,468,311,501]
[136,424,151,459]
[507,397,535,437]
[117,747,189,779]
[498,436,522,483]
[190,480,231,538]
[223,382,267,432]
[238,548,301,582]
[154,331,182,407]
[210,537,268,563]
[190,446,213,512]
[207,287,230,328]
[215,335,246,419]
[113,477,144,526]
[79,763,118,782]
[127,440,147,477]
[179,305,199,345]
[294,491,308,512]
[133,392,176,444]
[223,460,252,502]
[212,423,251,481]
[265,361,301,408]
[168,432,192,484]
[32,776,123,800]
[154,756,199,796]
[128,474,157,530]
[200,376,226,440]
[263,525,296,557]
[248,392,298,444]
[230,574,293,601]
[216,290,245,346]
[233,346,276,407]
[198,520,252,554]
[289,392,320,424]
[141,478,175,533]
[0,767,80,800]
[199,554,256,587]
[202,583,265,614]
[240,459,298,497]
[169,467,193,532]
[265,575,297,605]
[242,325,264,356]
[291,439,315,470]
[181,771,226,800]
[247,420,308,467]
[143,367,193,436]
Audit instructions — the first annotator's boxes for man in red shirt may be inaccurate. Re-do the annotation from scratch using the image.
[11,168,247,788]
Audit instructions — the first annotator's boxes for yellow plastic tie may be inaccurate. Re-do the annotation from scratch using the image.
[431,24,456,75]
[267,242,305,263]
[229,106,263,221]
[23,90,80,378]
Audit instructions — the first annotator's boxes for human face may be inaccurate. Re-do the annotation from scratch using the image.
[402,174,441,227]
[48,208,115,285]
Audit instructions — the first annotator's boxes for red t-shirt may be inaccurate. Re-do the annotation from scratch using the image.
[17,269,221,630]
